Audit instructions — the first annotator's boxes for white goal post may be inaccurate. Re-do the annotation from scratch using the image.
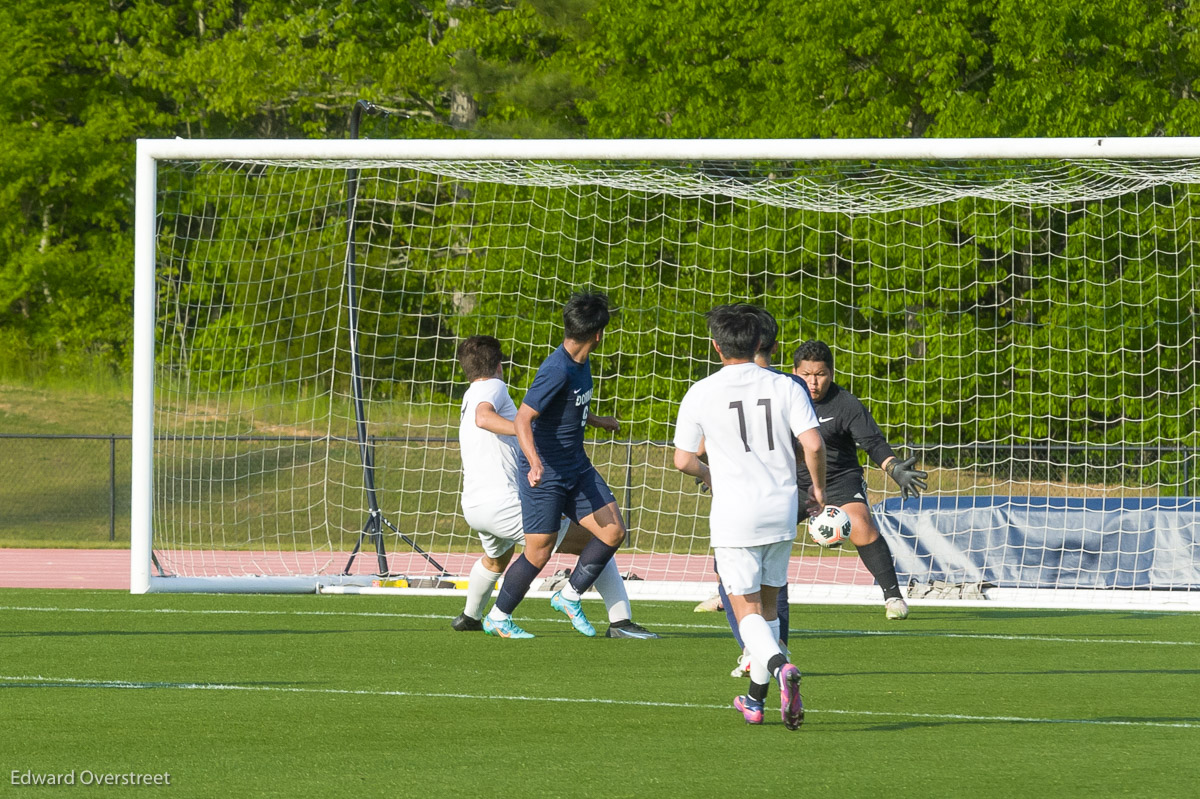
[133,136,1200,610]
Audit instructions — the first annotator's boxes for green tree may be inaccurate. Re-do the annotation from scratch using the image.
[0,1,170,364]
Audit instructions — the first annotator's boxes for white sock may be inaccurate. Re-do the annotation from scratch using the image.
[487,605,510,623]
[765,617,791,684]
[738,613,784,681]
[590,556,632,623]
[767,616,789,656]
[750,653,771,685]
[464,558,503,620]
[560,583,582,602]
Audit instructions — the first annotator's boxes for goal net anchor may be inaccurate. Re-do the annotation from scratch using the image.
[340,99,449,579]
[339,440,450,578]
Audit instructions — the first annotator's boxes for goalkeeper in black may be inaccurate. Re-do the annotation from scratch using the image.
[792,340,927,619]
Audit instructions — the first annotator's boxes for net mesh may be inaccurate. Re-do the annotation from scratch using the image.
[149,155,1200,605]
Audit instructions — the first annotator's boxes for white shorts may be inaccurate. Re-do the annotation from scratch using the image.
[462,498,569,559]
[715,540,793,596]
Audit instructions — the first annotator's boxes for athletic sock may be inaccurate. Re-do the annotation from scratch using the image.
[492,553,541,615]
[589,555,632,623]
[567,537,620,595]
[748,681,769,703]
[856,536,903,600]
[464,558,503,620]
[767,617,781,650]
[750,654,771,685]
[738,613,784,681]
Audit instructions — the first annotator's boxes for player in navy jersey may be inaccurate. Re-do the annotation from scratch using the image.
[452,334,653,637]
[792,339,928,620]
[484,292,658,640]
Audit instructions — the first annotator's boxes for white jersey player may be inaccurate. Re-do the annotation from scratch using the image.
[673,304,827,729]
[451,335,657,639]
[459,374,526,557]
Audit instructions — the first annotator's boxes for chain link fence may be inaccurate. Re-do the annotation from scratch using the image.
[3,433,1189,548]
[0,434,132,545]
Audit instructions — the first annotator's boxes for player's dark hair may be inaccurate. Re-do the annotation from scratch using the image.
[792,339,834,372]
[751,306,779,358]
[706,304,761,360]
[563,291,612,341]
[457,335,504,381]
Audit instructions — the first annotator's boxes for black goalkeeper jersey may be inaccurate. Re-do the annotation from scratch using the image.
[795,382,896,489]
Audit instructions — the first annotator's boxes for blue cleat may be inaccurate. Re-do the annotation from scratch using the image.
[550,591,596,637]
[483,615,534,639]
[778,663,804,730]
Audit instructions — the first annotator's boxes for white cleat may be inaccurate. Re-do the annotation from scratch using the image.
[730,649,751,678]
[885,597,909,620]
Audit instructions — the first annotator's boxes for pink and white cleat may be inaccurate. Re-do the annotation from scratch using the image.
[733,695,764,725]
[777,663,804,730]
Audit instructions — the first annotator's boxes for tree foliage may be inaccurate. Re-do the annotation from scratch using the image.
[5,1,1200,483]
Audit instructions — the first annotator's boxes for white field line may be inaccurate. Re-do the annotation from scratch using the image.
[1,674,1198,730]
[0,605,1196,647]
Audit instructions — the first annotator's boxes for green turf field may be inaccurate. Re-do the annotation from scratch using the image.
[2,590,1198,798]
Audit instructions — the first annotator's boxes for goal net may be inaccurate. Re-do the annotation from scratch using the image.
[132,137,1200,610]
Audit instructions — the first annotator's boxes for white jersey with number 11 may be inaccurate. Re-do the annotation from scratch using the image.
[674,362,819,547]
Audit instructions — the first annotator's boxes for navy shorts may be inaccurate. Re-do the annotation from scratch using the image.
[518,464,617,535]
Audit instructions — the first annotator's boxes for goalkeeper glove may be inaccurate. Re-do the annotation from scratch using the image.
[886,455,928,500]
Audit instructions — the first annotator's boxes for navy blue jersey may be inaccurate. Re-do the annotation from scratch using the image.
[796,382,896,489]
[519,344,593,478]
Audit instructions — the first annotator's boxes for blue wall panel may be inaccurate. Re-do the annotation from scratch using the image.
[873,496,1200,590]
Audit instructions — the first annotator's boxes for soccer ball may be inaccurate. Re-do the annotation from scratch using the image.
[808,505,851,548]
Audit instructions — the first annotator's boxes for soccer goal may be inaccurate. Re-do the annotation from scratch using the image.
[132,134,1200,610]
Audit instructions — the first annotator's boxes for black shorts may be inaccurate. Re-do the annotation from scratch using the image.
[803,471,869,508]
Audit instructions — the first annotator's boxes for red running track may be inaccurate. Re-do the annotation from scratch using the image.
[0,548,875,591]
[1,549,132,590]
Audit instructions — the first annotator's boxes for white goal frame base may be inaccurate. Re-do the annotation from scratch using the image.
[139,575,1200,612]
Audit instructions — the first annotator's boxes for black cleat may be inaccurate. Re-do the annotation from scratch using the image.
[605,620,660,639]
[451,613,483,632]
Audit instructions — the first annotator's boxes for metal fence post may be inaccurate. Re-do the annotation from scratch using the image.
[109,434,116,542]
